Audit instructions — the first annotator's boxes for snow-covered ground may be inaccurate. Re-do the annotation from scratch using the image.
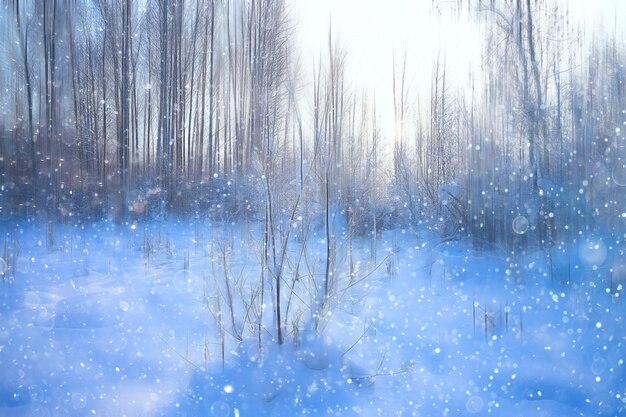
[0,219,624,416]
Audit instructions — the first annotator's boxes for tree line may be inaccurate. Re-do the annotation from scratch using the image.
[0,0,625,261]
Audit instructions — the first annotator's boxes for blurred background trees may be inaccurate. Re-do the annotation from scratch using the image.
[0,0,624,270]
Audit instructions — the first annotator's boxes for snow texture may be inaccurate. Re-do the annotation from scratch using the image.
[0,220,623,416]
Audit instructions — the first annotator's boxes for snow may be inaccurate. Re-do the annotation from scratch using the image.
[0,219,624,416]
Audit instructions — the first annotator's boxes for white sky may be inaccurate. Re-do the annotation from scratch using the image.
[291,0,478,93]
[288,0,626,136]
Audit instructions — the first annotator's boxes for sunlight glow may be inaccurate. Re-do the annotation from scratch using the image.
[291,0,626,135]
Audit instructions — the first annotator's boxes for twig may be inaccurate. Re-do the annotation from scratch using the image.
[159,336,204,372]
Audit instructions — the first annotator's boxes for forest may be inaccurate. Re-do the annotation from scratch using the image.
[0,0,624,249]
[0,0,624,416]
